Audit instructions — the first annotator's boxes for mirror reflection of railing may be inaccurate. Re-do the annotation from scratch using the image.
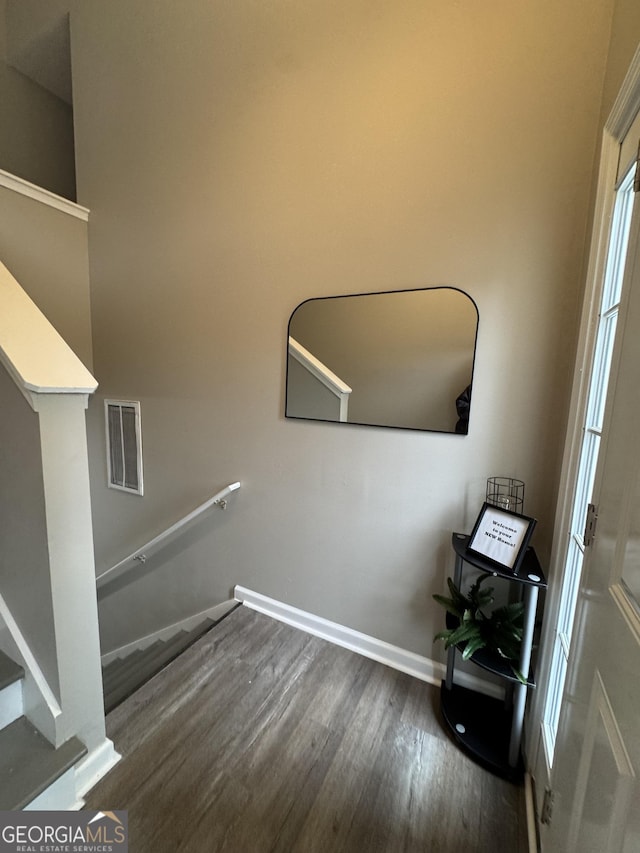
[287,337,352,423]
[285,287,478,433]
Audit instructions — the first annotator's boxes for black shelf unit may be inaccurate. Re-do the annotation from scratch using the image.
[444,612,536,686]
[440,532,547,782]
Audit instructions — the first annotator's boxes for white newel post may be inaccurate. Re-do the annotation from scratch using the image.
[30,393,104,746]
[0,258,120,799]
[29,391,120,794]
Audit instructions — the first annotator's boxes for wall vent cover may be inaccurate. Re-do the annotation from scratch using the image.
[105,399,144,495]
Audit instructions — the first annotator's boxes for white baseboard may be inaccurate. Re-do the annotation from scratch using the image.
[74,738,121,801]
[101,599,237,666]
[233,586,502,700]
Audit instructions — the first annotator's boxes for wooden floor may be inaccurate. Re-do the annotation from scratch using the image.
[87,606,528,852]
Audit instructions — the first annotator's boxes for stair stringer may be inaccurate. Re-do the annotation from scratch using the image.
[101,599,237,666]
[0,604,121,808]
[0,593,61,744]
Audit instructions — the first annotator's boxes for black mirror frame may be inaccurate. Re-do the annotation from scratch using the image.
[284,285,479,435]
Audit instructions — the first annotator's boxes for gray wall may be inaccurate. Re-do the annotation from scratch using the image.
[62,0,624,655]
[0,0,75,200]
[0,184,92,369]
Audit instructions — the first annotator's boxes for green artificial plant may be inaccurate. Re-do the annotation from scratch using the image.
[433,574,527,684]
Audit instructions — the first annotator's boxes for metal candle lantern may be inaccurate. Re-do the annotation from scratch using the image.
[486,477,525,515]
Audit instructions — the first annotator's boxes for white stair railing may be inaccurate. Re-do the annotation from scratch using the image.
[0,258,115,786]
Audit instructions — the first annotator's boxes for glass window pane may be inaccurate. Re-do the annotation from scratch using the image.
[602,169,634,311]
[586,312,618,430]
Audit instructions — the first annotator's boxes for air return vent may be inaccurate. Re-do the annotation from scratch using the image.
[105,400,144,495]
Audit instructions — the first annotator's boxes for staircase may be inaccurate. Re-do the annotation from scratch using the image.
[0,649,87,810]
[102,612,235,713]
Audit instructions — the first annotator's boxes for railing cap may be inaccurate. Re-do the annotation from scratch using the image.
[0,261,97,397]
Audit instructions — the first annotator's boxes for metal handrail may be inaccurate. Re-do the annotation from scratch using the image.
[96,481,241,589]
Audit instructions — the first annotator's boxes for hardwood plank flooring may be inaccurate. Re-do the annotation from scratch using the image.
[87,606,527,852]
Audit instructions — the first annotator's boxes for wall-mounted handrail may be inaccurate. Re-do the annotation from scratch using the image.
[96,481,241,590]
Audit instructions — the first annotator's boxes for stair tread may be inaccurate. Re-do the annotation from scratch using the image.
[102,648,146,682]
[102,645,165,696]
[141,631,192,661]
[103,638,172,683]
[102,619,217,713]
[0,649,24,690]
[103,637,191,711]
[0,717,86,810]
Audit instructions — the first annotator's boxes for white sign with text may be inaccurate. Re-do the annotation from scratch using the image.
[470,507,531,570]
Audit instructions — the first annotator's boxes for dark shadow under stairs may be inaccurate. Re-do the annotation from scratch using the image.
[102,605,240,714]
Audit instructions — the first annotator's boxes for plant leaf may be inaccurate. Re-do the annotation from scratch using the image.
[432,594,464,619]
[461,634,487,659]
[445,621,483,647]
[510,666,528,685]
[433,573,528,674]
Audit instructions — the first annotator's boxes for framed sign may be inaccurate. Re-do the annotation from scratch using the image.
[468,502,537,573]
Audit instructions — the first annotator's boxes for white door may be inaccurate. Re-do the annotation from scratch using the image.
[529,53,640,837]
[540,167,640,852]
[537,152,635,777]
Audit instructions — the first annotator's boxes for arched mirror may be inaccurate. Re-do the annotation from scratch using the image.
[285,286,478,433]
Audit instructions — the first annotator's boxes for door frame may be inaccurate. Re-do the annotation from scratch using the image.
[527,41,640,815]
